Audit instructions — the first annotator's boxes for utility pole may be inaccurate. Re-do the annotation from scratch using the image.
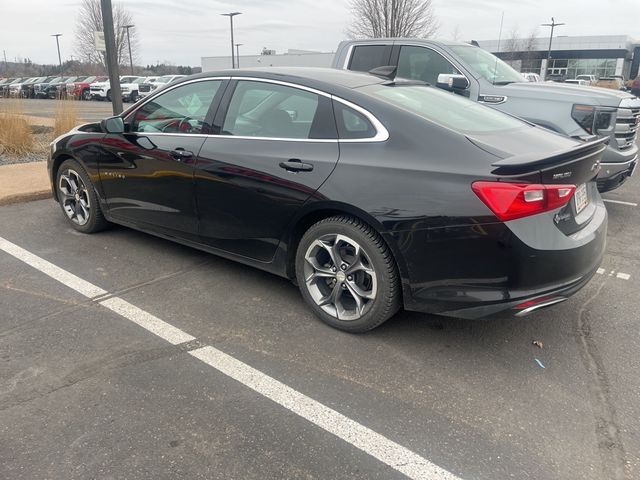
[100,0,123,114]
[221,12,241,68]
[541,17,565,80]
[122,24,135,75]
[235,43,242,68]
[51,34,63,71]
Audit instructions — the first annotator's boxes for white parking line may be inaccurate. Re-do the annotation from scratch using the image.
[0,237,107,298]
[100,297,195,345]
[0,235,462,480]
[603,199,638,207]
[595,268,631,281]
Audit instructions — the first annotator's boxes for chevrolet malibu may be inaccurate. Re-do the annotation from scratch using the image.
[47,68,607,332]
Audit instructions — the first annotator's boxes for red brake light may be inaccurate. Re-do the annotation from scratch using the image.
[472,181,576,221]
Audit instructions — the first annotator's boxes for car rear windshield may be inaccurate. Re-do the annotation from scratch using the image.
[448,45,525,85]
[361,84,527,134]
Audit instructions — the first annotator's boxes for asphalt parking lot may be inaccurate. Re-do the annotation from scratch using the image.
[1,171,638,479]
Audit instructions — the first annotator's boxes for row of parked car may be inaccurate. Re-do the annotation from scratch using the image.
[0,74,186,102]
[522,72,638,90]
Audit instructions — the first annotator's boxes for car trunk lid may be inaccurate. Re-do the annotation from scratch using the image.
[491,137,607,235]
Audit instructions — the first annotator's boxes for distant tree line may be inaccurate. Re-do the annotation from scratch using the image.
[0,59,200,78]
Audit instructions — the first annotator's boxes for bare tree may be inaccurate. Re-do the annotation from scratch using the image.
[502,26,523,69]
[347,0,439,39]
[74,0,139,70]
[450,24,462,42]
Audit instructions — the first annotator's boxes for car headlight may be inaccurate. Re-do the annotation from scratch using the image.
[571,104,616,135]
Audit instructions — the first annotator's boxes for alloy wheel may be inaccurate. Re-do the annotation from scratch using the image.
[303,234,377,321]
[58,169,91,226]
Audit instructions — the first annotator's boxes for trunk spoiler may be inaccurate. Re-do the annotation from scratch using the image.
[490,137,609,176]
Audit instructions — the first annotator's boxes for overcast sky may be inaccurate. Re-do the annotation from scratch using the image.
[1,0,639,67]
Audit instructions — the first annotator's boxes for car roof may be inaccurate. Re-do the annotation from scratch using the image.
[184,67,386,91]
[343,37,474,48]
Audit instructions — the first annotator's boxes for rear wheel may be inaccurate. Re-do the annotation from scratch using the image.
[56,159,109,233]
[295,216,401,332]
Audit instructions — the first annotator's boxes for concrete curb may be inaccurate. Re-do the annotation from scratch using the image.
[0,190,51,207]
[0,161,51,207]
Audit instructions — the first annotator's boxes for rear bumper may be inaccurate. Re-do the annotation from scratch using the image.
[395,199,607,320]
[597,156,637,192]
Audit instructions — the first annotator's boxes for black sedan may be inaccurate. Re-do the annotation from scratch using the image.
[47,68,607,332]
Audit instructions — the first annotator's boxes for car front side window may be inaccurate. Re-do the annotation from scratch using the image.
[222,80,334,140]
[131,80,221,134]
[397,46,460,85]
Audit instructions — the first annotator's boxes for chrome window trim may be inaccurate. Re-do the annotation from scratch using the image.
[227,77,389,143]
[331,96,389,142]
[123,75,389,143]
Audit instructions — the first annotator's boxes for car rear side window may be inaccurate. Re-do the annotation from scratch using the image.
[131,80,221,134]
[349,45,391,72]
[397,46,460,85]
[362,84,525,134]
[222,80,336,140]
[333,102,377,139]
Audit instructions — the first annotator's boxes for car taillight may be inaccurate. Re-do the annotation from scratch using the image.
[471,181,576,221]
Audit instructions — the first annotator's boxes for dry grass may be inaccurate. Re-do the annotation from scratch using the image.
[53,99,80,138]
[0,100,34,155]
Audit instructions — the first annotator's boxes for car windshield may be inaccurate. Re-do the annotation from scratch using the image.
[48,77,63,84]
[362,84,527,134]
[156,76,174,84]
[83,76,97,83]
[449,45,525,85]
[132,78,146,84]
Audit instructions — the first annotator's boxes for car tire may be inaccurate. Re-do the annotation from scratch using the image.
[106,90,111,102]
[295,215,401,333]
[56,159,109,234]
[81,89,91,101]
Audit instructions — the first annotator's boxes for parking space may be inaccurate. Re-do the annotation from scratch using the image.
[1,172,639,479]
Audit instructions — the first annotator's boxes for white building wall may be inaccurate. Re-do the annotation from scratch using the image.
[202,52,334,72]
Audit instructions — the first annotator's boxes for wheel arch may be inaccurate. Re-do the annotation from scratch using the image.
[281,201,411,302]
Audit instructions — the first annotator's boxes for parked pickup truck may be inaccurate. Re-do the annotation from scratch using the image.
[333,39,639,192]
[90,76,139,101]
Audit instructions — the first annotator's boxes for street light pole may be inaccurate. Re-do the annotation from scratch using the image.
[221,12,241,68]
[235,43,243,68]
[100,0,123,114]
[123,24,135,75]
[541,17,565,80]
[51,34,63,71]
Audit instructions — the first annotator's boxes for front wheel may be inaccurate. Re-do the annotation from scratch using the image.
[295,216,401,333]
[56,159,109,233]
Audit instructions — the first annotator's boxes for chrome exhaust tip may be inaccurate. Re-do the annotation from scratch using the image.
[514,297,568,317]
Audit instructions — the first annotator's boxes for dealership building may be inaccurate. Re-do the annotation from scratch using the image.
[202,49,334,72]
[477,35,640,79]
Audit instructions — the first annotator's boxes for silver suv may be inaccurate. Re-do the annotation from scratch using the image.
[333,39,639,192]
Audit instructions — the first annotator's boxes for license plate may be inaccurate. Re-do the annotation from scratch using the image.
[574,183,589,214]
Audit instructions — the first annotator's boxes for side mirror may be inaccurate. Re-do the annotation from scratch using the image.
[100,116,125,134]
[436,74,469,92]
